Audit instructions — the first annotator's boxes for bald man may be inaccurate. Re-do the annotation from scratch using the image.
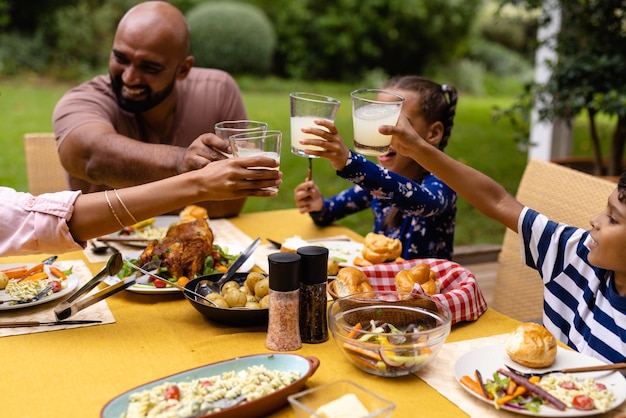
[53,1,249,218]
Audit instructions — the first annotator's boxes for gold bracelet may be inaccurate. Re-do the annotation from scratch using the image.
[113,189,139,225]
[104,190,126,229]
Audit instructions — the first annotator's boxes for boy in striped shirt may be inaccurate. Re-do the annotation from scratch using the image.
[382,116,626,364]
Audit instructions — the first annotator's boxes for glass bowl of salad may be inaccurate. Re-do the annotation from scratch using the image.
[328,291,452,377]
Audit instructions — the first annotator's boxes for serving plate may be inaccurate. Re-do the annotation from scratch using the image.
[101,353,320,418]
[103,243,255,295]
[0,263,79,311]
[99,215,178,248]
[314,240,364,267]
[454,344,626,416]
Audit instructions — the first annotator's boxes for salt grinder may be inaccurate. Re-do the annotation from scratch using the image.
[265,252,301,351]
[297,246,329,343]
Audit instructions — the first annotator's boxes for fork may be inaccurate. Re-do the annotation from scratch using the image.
[506,362,626,378]
[0,285,53,305]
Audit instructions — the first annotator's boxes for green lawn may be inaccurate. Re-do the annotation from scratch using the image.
[0,76,527,246]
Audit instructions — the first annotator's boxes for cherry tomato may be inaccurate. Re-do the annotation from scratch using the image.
[48,280,62,293]
[572,394,594,411]
[558,381,577,390]
[152,278,167,288]
[201,380,213,387]
[594,382,607,391]
[164,385,180,401]
[213,252,221,260]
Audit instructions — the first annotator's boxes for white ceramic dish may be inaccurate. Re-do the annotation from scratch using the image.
[454,344,626,416]
[103,243,255,294]
[0,263,79,311]
[100,215,178,248]
[101,353,320,418]
[315,240,364,267]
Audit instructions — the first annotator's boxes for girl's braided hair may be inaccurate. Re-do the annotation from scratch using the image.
[383,75,458,150]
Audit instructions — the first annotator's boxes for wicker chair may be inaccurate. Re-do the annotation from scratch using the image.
[492,159,616,322]
[23,133,69,195]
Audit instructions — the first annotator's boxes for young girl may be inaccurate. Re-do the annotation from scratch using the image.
[382,112,626,363]
[294,75,458,260]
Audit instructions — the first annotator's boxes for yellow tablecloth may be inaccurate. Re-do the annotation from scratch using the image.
[0,209,520,418]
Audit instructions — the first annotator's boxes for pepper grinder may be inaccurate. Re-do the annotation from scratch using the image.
[265,252,301,351]
[297,246,329,343]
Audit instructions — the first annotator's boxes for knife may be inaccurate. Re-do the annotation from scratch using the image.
[220,237,261,283]
[0,320,102,328]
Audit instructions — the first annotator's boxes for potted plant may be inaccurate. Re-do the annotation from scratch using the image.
[495,0,626,177]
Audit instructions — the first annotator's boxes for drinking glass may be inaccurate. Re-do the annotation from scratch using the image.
[214,120,268,158]
[289,92,341,158]
[229,130,282,192]
[351,89,404,156]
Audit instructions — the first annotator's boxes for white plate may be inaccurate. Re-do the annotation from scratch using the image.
[314,240,364,267]
[0,263,79,311]
[454,344,626,416]
[100,215,179,248]
[103,243,256,294]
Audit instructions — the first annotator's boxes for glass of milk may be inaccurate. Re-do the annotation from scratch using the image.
[351,89,404,156]
[289,92,341,158]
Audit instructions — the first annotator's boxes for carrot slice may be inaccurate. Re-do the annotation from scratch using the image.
[496,385,526,405]
[1,266,28,278]
[347,322,363,339]
[25,263,44,276]
[460,375,487,398]
[49,266,67,281]
[342,342,382,361]
[506,379,517,395]
[18,271,49,283]
[344,351,381,371]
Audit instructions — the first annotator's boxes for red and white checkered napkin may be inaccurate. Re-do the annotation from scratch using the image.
[358,258,488,325]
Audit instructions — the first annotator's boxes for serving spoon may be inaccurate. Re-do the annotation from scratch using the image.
[195,238,261,296]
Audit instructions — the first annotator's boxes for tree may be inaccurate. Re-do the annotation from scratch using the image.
[500,0,626,176]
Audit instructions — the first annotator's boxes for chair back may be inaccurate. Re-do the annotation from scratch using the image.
[23,133,69,195]
[492,159,616,322]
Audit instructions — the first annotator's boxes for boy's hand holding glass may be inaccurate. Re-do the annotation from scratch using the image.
[351,89,404,156]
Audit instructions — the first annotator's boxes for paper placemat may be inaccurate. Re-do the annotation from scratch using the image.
[0,260,115,337]
[417,334,626,417]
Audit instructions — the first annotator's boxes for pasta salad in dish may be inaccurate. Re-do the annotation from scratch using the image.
[122,365,301,418]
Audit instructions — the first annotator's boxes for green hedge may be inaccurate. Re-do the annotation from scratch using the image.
[187,2,276,75]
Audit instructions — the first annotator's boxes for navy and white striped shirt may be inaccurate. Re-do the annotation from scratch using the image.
[520,207,626,363]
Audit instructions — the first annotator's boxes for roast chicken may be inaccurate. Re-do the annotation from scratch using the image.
[138,218,214,279]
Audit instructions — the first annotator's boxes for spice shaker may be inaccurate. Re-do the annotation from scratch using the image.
[297,246,329,343]
[265,252,301,351]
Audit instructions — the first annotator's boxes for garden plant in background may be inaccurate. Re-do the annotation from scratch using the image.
[495,0,626,177]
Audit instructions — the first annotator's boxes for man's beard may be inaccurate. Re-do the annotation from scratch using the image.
[110,73,176,113]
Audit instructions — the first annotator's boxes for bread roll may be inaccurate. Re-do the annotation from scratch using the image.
[334,267,373,297]
[361,233,402,264]
[504,323,557,368]
[179,205,208,222]
[394,263,440,295]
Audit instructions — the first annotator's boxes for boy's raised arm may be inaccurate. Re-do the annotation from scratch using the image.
[383,116,523,232]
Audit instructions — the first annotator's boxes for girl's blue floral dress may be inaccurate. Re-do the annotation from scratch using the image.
[309,151,456,260]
